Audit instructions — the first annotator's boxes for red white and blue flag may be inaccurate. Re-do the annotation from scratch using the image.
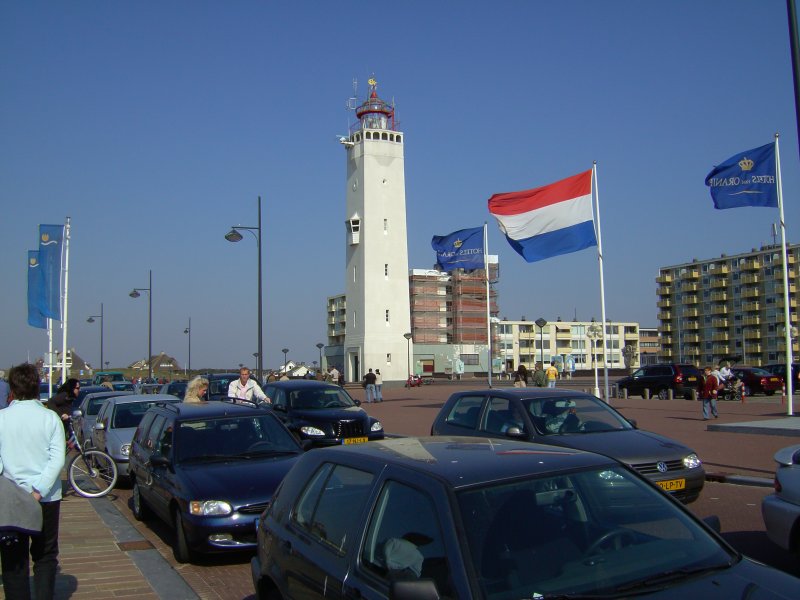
[487,170,596,263]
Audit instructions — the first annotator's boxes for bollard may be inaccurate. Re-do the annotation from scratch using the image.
[644,388,650,400]
[622,387,628,399]
[668,389,674,400]
[741,386,746,404]
[782,384,786,405]
[691,389,698,401]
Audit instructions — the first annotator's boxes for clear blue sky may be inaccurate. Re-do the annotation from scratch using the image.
[2,1,799,372]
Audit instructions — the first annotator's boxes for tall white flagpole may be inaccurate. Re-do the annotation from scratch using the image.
[485,222,493,388]
[61,218,71,382]
[775,134,794,413]
[592,162,610,401]
[47,318,53,396]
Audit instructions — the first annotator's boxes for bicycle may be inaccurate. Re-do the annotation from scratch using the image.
[65,417,118,498]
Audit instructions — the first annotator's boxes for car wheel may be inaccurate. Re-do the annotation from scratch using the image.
[174,509,198,564]
[132,480,152,521]
[657,388,669,400]
[765,391,775,396]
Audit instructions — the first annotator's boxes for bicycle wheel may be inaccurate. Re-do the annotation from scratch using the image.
[68,450,118,498]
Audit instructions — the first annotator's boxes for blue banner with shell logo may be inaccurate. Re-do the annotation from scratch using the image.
[705,142,778,209]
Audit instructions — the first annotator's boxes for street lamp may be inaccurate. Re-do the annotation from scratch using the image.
[184,318,191,375]
[535,318,547,369]
[587,318,603,398]
[404,332,413,378]
[316,342,324,373]
[129,270,153,381]
[225,196,263,383]
[87,303,104,373]
[282,348,289,375]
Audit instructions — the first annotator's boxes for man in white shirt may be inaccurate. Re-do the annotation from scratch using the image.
[227,367,269,404]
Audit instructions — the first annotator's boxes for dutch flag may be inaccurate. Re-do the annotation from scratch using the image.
[488,169,596,263]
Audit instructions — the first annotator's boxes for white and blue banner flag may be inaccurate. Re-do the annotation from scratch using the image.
[38,224,63,320]
[488,170,596,263]
[431,226,484,272]
[27,250,46,329]
[705,142,778,209]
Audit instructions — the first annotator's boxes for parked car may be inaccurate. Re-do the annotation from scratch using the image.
[730,366,783,396]
[90,394,181,479]
[160,380,188,400]
[762,444,800,556]
[91,371,127,385]
[616,363,703,399]
[76,384,115,407]
[110,381,136,392]
[262,380,383,447]
[203,373,242,401]
[252,436,800,600]
[430,388,704,503]
[129,401,304,563]
[763,363,800,389]
[73,390,133,448]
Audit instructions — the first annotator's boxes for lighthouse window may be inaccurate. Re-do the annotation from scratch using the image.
[384,264,389,278]
[396,135,402,143]
[383,218,388,233]
[355,134,361,142]
[381,132,388,141]
[390,134,395,142]
[385,309,390,323]
[365,132,371,140]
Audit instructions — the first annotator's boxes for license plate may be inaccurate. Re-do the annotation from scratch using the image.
[686,377,697,382]
[343,437,368,445]
[657,478,686,491]
[769,377,780,382]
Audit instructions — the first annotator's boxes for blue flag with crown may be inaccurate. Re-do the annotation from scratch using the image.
[431,227,484,272]
[705,142,778,209]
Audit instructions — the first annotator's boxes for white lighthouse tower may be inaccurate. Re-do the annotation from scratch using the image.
[341,78,411,383]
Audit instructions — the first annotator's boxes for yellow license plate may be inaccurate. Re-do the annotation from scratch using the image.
[343,437,368,445]
[657,478,686,491]
[686,377,697,382]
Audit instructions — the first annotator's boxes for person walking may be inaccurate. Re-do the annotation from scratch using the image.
[701,366,720,420]
[513,365,528,388]
[545,362,559,388]
[363,369,377,403]
[227,367,269,404]
[183,376,209,403]
[46,379,80,441]
[374,369,383,402]
[532,363,547,387]
[0,363,66,600]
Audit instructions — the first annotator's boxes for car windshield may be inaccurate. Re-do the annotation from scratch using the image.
[175,415,299,463]
[457,465,734,599]
[112,402,163,429]
[208,377,236,396]
[86,396,114,416]
[288,387,356,410]
[522,395,632,435]
[746,368,771,376]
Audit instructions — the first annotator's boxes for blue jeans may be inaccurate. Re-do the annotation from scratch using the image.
[375,384,383,401]
[702,397,718,419]
[365,384,376,402]
[547,381,556,388]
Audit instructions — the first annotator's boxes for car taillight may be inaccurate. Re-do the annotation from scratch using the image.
[760,377,768,386]
[775,477,782,493]
[675,373,683,384]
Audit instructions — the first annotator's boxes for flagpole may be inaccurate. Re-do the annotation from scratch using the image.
[592,162,610,401]
[47,318,53,396]
[775,134,794,413]
[61,218,71,382]
[484,222,492,388]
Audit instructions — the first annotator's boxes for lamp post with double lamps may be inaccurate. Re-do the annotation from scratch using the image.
[535,318,547,370]
[129,270,153,381]
[86,303,104,373]
[184,318,191,375]
[225,196,263,383]
[587,318,603,399]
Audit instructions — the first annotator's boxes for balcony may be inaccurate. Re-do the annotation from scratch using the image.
[740,274,759,285]
[684,334,700,343]
[713,344,730,354]
[684,295,699,304]
[661,334,673,344]
[685,346,701,356]
[684,308,699,317]
[741,288,760,299]
[659,324,672,333]
[741,259,760,270]
[658,311,671,321]
[681,282,698,292]
[747,343,762,353]
[710,292,728,302]
[682,269,700,279]
[712,332,729,342]
[744,330,761,340]
[743,316,760,326]
[711,319,728,328]
[656,286,672,296]
[657,299,671,309]
[776,284,798,294]
[710,305,728,315]
[777,297,798,309]
[742,301,760,312]
[774,254,797,266]
[684,320,700,330]
[710,278,727,289]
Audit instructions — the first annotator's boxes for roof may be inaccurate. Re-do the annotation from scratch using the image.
[451,388,593,401]
[315,436,615,491]
[151,400,274,420]
[103,394,180,405]
[265,380,342,391]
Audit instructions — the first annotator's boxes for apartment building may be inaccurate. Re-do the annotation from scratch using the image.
[656,243,799,366]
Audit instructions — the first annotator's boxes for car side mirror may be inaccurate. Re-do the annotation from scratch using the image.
[702,515,721,534]
[505,426,527,438]
[72,409,83,418]
[626,418,637,428]
[390,579,440,600]
[94,421,106,431]
[353,399,362,407]
[149,453,170,468]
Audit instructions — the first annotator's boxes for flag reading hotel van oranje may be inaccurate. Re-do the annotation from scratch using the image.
[705,142,778,210]
[27,250,46,328]
[38,224,64,320]
[487,170,596,263]
[431,226,484,272]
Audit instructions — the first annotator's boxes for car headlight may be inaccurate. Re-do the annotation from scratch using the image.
[120,444,131,456]
[189,500,232,516]
[371,421,383,432]
[300,426,325,436]
[683,453,702,469]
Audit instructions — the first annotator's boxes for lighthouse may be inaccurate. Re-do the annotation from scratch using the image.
[341,78,411,383]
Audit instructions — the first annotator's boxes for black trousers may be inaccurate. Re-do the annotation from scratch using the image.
[0,500,61,600]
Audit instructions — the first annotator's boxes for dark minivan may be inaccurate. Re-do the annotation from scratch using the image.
[616,363,703,399]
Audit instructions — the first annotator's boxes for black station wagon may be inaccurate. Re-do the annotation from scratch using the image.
[431,388,704,503]
[251,437,800,600]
